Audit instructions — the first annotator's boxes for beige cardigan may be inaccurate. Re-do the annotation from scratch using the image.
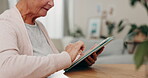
[0,6,71,78]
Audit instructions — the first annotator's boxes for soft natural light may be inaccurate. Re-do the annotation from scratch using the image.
[38,0,64,39]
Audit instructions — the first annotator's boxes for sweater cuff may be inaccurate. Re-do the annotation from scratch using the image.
[54,51,72,70]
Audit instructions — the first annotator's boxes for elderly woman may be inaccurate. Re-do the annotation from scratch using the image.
[0,0,104,78]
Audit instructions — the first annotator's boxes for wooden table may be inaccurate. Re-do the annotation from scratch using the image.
[65,64,146,78]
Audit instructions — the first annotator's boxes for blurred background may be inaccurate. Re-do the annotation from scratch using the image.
[0,0,148,64]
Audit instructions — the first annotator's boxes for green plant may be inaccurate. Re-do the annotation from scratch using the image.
[119,22,148,69]
[118,19,148,36]
[117,0,148,69]
[134,40,148,69]
[130,0,148,14]
[106,21,115,36]
[133,25,148,69]
[70,26,85,38]
[119,23,148,53]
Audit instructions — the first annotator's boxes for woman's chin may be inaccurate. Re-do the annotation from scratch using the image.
[38,9,48,17]
[40,13,47,17]
[41,14,47,17]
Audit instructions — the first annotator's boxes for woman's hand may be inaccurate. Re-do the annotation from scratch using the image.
[65,41,85,62]
[84,47,104,66]
[75,45,104,67]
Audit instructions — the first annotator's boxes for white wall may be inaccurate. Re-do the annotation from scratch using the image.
[74,0,148,39]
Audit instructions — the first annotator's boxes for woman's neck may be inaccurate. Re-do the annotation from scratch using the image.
[16,1,36,25]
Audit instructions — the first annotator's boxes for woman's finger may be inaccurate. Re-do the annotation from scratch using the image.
[91,52,97,61]
[87,56,95,64]
[96,47,105,55]
[85,58,92,66]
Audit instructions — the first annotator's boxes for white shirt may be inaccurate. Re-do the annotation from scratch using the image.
[25,23,53,56]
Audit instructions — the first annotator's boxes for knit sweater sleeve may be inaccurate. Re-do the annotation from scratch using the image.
[0,21,71,78]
